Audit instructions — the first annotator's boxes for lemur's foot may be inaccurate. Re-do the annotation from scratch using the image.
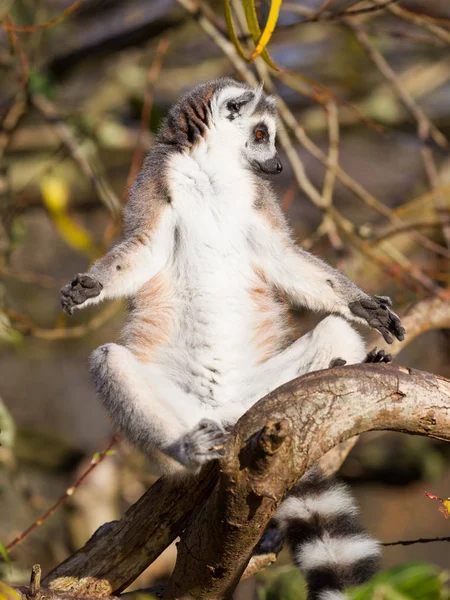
[61,274,103,315]
[254,524,284,555]
[349,295,405,344]
[172,419,227,470]
[364,347,392,364]
[329,357,347,368]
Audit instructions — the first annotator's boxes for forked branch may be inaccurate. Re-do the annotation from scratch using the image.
[41,364,450,599]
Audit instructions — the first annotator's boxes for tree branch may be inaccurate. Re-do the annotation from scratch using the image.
[41,364,450,599]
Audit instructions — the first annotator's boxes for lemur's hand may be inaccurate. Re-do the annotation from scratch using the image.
[349,295,405,344]
[61,274,103,315]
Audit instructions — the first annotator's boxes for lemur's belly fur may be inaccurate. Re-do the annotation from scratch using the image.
[121,154,293,405]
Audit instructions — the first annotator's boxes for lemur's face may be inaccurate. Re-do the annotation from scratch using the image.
[212,85,282,176]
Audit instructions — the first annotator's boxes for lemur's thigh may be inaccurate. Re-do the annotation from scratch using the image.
[90,344,226,471]
[240,316,365,409]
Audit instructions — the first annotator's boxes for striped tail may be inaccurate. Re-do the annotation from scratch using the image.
[274,467,380,600]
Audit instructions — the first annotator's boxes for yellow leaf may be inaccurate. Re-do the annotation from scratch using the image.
[40,174,98,257]
[41,174,69,212]
[53,214,97,255]
[251,0,282,60]
[0,581,21,600]
[442,499,450,517]
[242,0,280,70]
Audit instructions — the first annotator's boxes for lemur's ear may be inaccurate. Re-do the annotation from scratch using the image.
[226,91,255,119]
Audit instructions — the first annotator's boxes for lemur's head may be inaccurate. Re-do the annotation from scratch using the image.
[159,78,283,176]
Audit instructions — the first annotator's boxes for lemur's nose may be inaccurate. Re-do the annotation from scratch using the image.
[258,154,283,175]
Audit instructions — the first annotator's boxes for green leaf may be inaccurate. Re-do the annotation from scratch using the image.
[224,0,250,62]
[349,562,450,600]
[0,543,11,565]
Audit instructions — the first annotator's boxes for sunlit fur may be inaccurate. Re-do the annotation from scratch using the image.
[65,79,383,599]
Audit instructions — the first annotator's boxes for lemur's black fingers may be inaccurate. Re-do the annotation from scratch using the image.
[374,295,393,307]
[365,347,377,363]
[349,295,405,343]
[60,274,103,314]
[389,314,405,341]
[364,348,393,363]
[329,357,347,368]
[379,327,393,344]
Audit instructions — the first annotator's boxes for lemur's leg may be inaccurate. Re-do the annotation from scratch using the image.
[238,315,366,412]
[90,343,226,472]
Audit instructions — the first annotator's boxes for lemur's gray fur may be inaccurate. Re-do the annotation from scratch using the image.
[61,78,404,599]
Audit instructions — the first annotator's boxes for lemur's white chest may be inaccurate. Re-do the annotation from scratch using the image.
[123,145,290,407]
[167,150,259,352]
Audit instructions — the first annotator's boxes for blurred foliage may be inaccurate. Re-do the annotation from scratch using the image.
[0,545,11,566]
[0,399,16,450]
[256,566,307,600]
[27,71,58,99]
[350,563,450,600]
[0,313,22,347]
[257,563,450,600]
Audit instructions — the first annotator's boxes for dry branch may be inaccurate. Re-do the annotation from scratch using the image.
[41,364,450,599]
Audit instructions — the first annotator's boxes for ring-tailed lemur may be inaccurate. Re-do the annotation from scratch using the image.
[61,79,405,599]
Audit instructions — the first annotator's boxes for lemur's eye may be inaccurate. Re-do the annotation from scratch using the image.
[255,129,266,142]
[228,101,239,112]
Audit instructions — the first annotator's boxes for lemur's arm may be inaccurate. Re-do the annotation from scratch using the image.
[61,176,172,315]
[61,238,160,314]
[251,200,405,343]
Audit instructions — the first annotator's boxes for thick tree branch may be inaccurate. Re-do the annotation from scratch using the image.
[165,365,450,599]
[42,365,450,599]
[43,465,218,596]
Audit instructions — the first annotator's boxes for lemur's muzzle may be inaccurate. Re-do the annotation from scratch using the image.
[257,154,283,175]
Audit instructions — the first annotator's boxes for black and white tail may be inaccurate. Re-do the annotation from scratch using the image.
[274,468,380,600]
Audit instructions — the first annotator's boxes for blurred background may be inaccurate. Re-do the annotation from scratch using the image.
[1,0,450,598]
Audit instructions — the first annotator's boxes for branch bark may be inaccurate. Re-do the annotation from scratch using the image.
[42,364,450,599]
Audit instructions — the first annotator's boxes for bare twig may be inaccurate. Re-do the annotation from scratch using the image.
[382,536,450,547]
[348,23,450,250]
[124,35,170,198]
[6,436,118,553]
[6,301,121,341]
[29,565,42,597]
[1,0,83,32]
[347,24,447,152]
[32,95,122,218]
[377,0,450,46]
[0,265,59,288]
[0,94,27,162]
[282,0,401,24]
[321,101,339,208]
